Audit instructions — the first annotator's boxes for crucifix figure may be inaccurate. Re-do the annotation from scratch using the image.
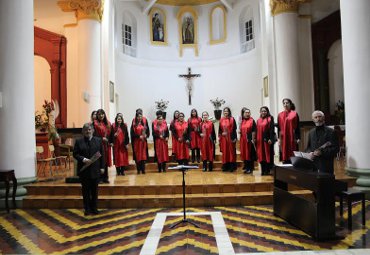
[178,67,201,105]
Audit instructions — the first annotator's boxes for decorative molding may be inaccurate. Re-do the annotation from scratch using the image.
[177,6,199,57]
[57,0,104,22]
[209,5,227,45]
[155,0,218,6]
[149,7,168,46]
[270,0,308,16]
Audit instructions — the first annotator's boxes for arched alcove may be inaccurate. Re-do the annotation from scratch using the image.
[122,10,137,57]
[327,39,344,114]
[210,5,226,44]
[34,56,51,113]
[239,6,254,53]
[34,26,67,128]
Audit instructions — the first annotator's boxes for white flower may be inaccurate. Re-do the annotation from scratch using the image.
[210,97,225,110]
[155,99,169,111]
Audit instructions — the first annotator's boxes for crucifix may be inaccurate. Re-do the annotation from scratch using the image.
[178,67,201,105]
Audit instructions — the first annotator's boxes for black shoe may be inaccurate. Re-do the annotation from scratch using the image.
[103,180,109,183]
[245,169,252,174]
[203,168,207,172]
[84,210,91,216]
[91,209,99,215]
[122,171,125,176]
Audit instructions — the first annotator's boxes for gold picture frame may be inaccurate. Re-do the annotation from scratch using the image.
[177,6,198,57]
[149,7,168,46]
[209,5,227,45]
[263,76,268,97]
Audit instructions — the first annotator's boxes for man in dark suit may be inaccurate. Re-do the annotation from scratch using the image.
[73,123,105,216]
[306,111,339,175]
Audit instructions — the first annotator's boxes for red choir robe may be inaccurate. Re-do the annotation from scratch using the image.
[153,121,169,164]
[200,120,216,161]
[111,123,129,167]
[278,110,300,161]
[131,122,148,162]
[170,119,178,156]
[131,117,150,161]
[240,118,256,161]
[94,120,112,167]
[174,121,190,160]
[219,117,237,164]
[256,116,274,163]
[188,117,202,149]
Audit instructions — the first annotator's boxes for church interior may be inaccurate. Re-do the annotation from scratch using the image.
[1,0,370,254]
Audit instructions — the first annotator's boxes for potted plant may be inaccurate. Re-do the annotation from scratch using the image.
[155,99,169,119]
[210,97,225,120]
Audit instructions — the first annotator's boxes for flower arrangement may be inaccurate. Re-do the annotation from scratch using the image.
[210,97,225,110]
[35,100,60,140]
[155,99,169,111]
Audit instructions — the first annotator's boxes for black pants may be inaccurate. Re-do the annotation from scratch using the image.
[177,159,189,165]
[100,166,109,182]
[157,162,167,172]
[80,178,99,213]
[136,160,146,174]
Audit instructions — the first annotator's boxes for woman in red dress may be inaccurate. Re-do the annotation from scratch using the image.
[170,110,180,161]
[218,107,237,172]
[188,109,202,163]
[93,109,112,183]
[256,106,275,175]
[131,111,149,174]
[174,112,190,165]
[239,108,257,174]
[278,98,300,163]
[110,113,129,176]
[200,111,216,171]
[153,115,169,172]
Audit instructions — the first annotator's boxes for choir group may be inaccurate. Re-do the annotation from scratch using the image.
[89,98,300,182]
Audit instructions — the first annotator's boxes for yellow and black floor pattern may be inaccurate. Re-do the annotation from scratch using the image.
[0,203,369,254]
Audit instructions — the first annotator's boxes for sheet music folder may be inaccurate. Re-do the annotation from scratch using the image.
[290,156,317,172]
[168,165,199,170]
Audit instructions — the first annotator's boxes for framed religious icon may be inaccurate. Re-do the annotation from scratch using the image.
[149,7,167,45]
[263,76,269,97]
[177,6,198,57]
[109,81,114,103]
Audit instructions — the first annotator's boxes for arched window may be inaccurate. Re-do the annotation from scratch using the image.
[122,11,137,57]
[210,5,226,44]
[239,6,255,53]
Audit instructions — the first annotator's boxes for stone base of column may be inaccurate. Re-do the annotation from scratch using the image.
[346,167,370,199]
[0,177,37,210]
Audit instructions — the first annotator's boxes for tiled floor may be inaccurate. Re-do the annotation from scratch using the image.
[0,204,369,254]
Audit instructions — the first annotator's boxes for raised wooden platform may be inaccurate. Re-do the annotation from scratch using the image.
[24,159,355,209]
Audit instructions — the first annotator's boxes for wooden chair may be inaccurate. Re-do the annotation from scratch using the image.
[59,138,74,170]
[36,146,56,177]
[49,144,68,174]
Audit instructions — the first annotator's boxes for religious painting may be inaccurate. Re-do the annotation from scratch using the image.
[263,76,269,97]
[182,16,194,44]
[149,8,167,45]
[177,6,198,57]
[109,81,114,103]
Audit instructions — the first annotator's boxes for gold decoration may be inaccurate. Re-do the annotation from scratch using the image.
[270,0,308,16]
[57,0,104,22]
[149,7,168,46]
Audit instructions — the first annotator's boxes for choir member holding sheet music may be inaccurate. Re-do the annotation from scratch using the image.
[239,108,257,174]
[153,115,169,172]
[93,109,112,183]
[131,111,150,174]
[174,112,191,165]
[278,98,301,164]
[110,113,129,176]
[200,111,216,172]
[256,106,275,175]
[219,107,237,172]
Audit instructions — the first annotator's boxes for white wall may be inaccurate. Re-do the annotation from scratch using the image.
[115,0,264,131]
[34,56,51,114]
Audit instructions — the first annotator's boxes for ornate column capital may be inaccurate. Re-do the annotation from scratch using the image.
[57,0,104,22]
[270,0,308,16]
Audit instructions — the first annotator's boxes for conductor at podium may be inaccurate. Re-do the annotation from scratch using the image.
[305,111,339,175]
[73,123,105,216]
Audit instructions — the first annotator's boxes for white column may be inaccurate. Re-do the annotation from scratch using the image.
[58,0,103,126]
[274,13,300,110]
[77,19,102,123]
[0,0,36,179]
[341,0,370,191]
